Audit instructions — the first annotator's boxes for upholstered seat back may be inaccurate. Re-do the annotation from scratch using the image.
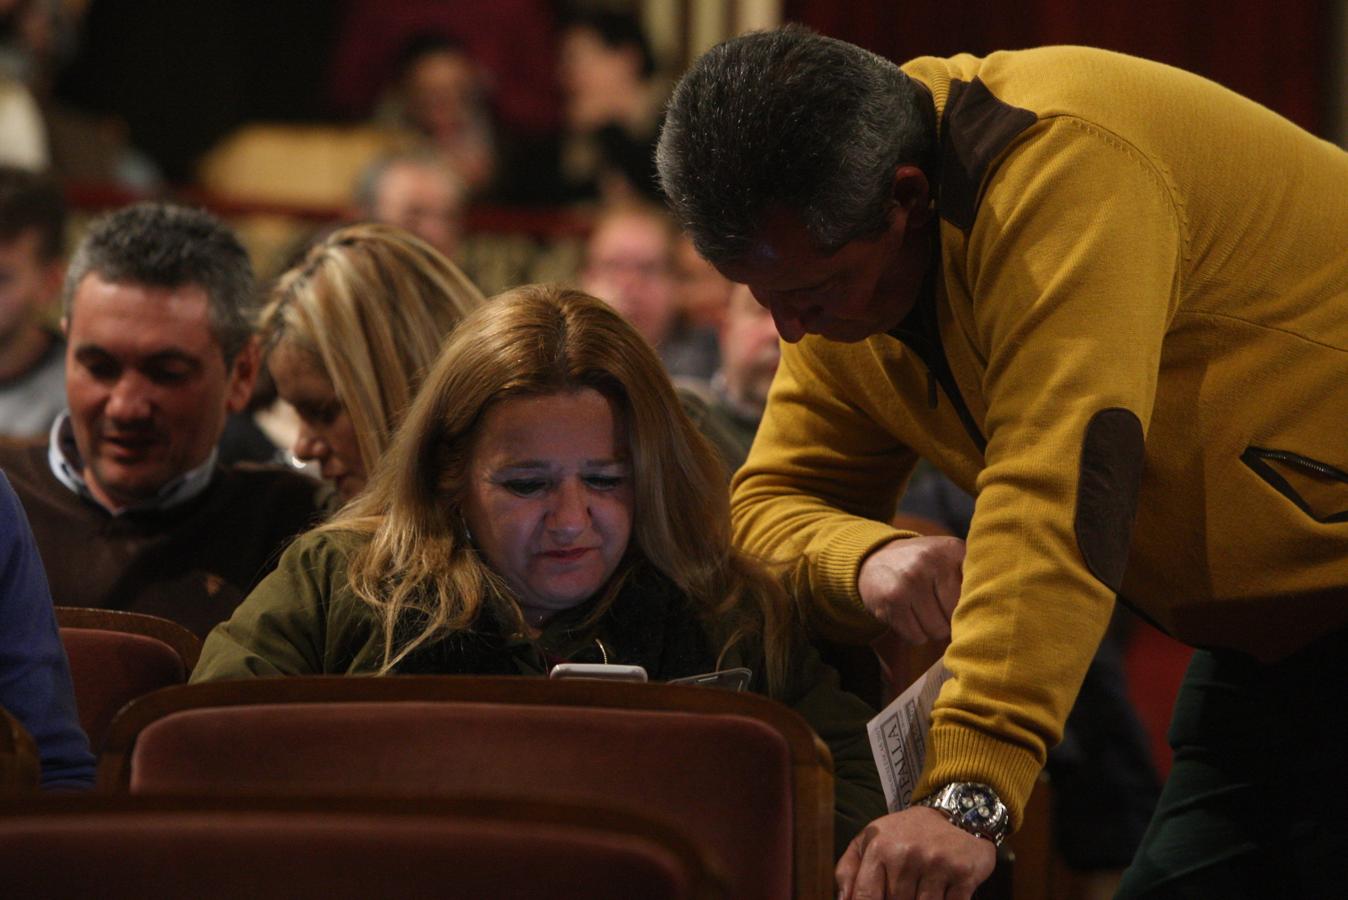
[60,628,188,753]
[128,701,793,899]
[56,608,201,753]
[0,795,724,899]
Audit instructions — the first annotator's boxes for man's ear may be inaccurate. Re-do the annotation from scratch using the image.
[224,335,261,415]
[891,165,934,229]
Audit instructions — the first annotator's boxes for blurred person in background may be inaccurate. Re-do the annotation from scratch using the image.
[0,0,79,99]
[581,203,717,383]
[260,222,484,505]
[354,149,467,262]
[553,8,665,205]
[0,164,64,437]
[698,283,782,452]
[673,232,734,333]
[0,74,44,169]
[0,0,56,169]
[0,0,159,191]
[378,34,496,196]
[675,281,782,464]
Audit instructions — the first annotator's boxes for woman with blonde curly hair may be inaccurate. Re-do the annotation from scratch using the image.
[196,284,884,853]
[260,222,484,501]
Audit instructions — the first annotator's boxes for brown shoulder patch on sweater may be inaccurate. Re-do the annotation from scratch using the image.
[1075,408,1145,592]
[938,78,1037,232]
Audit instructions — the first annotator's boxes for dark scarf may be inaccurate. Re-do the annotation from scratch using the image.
[392,564,721,681]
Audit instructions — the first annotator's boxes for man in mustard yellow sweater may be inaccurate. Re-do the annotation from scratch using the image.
[657,26,1348,899]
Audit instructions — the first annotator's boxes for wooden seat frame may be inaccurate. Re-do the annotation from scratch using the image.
[56,607,203,674]
[0,792,728,899]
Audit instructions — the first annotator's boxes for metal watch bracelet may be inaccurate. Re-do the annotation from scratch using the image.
[917,782,1011,847]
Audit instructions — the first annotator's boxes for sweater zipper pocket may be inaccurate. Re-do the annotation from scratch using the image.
[1240,446,1348,524]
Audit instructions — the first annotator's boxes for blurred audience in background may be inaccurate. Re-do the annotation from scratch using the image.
[373,34,496,197]
[552,9,665,206]
[0,164,66,438]
[0,0,83,104]
[700,284,782,450]
[581,202,718,383]
[672,232,734,332]
[325,1,559,147]
[0,75,45,169]
[1,0,160,190]
[354,149,467,262]
[579,202,745,471]
[0,0,66,170]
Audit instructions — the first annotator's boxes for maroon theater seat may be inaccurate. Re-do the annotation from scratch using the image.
[56,608,201,753]
[99,676,834,899]
[0,707,39,792]
[0,794,725,899]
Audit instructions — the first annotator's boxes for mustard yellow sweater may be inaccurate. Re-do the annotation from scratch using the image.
[732,46,1348,828]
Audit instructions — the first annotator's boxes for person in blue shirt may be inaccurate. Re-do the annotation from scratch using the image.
[0,470,94,789]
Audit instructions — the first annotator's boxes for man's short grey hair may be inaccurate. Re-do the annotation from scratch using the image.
[656,25,934,264]
[63,203,256,362]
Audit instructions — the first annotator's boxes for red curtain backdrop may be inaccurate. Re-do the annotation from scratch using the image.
[784,0,1332,136]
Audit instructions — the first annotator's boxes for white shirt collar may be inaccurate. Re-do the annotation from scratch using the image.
[46,412,218,515]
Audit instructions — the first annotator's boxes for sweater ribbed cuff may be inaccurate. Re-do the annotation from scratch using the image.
[916,723,1045,832]
[810,519,909,640]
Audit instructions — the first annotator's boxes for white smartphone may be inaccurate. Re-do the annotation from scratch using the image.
[548,662,649,682]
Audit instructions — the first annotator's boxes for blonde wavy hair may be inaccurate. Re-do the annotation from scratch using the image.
[259,222,485,476]
[326,284,796,693]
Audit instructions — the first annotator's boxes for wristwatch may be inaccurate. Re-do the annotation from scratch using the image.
[917,782,1011,846]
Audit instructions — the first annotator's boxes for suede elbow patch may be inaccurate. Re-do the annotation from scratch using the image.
[1074,408,1145,592]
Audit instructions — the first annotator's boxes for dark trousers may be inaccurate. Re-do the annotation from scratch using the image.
[1116,627,1348,898]
[1045,624,1159,870]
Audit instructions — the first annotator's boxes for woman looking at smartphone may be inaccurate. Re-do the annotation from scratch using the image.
[194,285,884,851]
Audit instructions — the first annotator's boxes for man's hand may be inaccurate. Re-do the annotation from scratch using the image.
[857,536,965,643]
[836,807,996,900]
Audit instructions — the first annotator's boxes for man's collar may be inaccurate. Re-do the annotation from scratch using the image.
[46,412,218,516]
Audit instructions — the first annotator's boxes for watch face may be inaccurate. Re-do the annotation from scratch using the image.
[949,784,1008,837]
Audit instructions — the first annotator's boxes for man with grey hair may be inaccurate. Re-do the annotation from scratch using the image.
[0,203,326,637]
[658,26,1348,899]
